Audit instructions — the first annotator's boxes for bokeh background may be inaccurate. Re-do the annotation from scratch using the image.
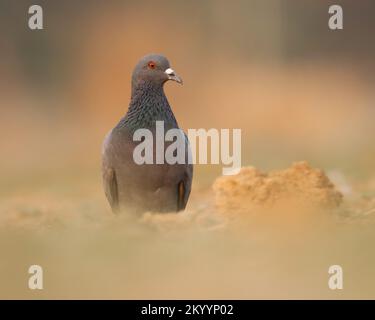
[0,0,374,299]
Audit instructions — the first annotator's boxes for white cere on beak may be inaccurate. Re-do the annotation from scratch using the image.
[165,68,175,75]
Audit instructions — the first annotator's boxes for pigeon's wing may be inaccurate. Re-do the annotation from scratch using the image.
[177,134,194,211]
[177,163,193,211]
[102,130,121,213]
[102,166,119,214]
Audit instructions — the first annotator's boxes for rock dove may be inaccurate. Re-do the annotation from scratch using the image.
[102,54,193,214]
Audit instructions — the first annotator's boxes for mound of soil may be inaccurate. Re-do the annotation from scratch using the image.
[213,161,343,215]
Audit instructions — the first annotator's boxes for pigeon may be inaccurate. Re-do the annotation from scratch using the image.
[102,54,193,214]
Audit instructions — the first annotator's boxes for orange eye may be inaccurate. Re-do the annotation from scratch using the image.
[148,61,156,69]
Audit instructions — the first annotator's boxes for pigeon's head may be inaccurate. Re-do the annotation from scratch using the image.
[132,54,183,87]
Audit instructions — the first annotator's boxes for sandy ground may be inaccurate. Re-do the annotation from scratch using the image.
[0,161,374,300]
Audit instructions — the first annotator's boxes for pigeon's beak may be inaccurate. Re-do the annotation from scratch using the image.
[165,68,183,85]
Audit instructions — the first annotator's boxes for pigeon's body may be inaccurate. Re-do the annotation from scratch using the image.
[102,54,193,214]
